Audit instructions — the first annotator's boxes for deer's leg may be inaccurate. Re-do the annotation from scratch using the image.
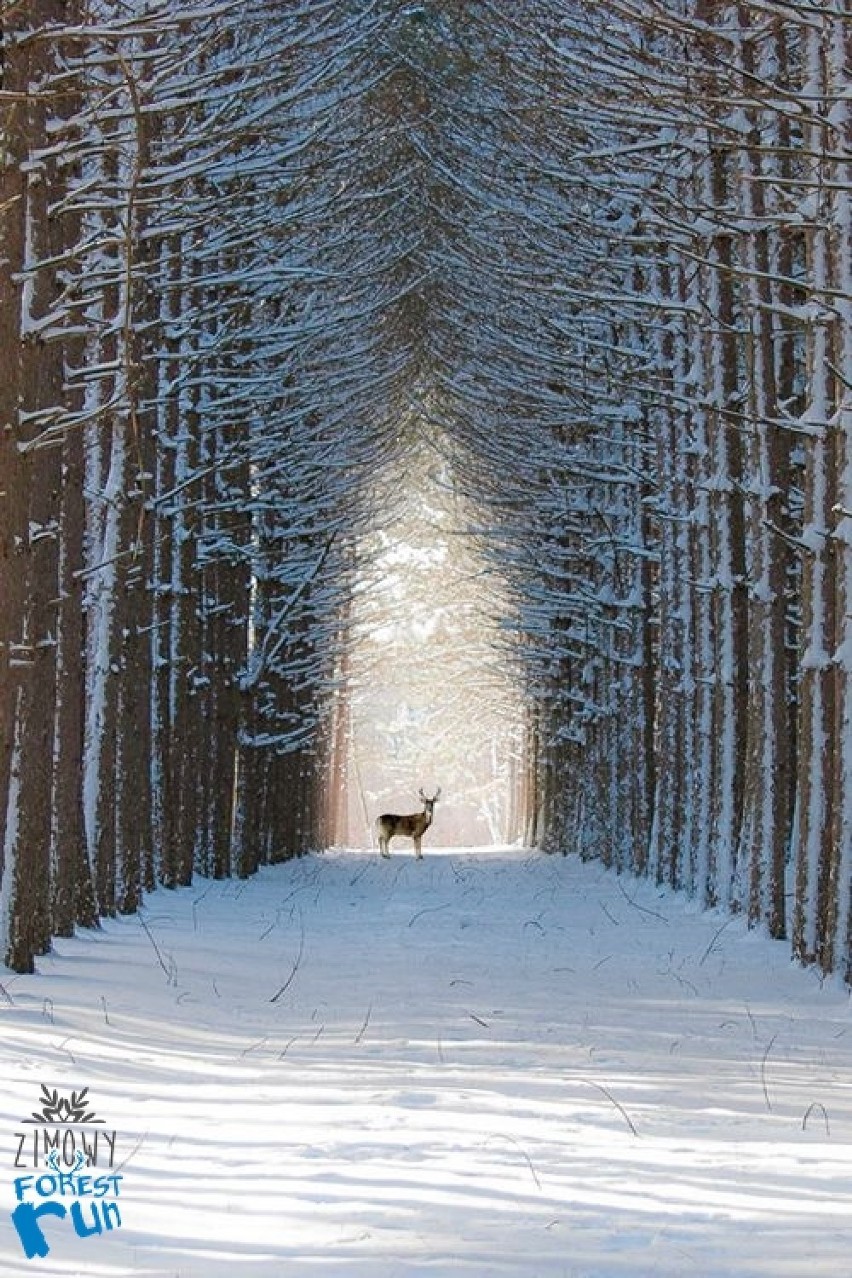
[379,834,390,858]
[414,835,423,860]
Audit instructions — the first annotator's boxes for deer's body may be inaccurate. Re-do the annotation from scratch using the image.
[377,789,440,859]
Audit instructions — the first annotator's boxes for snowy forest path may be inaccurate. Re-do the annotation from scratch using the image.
[1,848,851,1277]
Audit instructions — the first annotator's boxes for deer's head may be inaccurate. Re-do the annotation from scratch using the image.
[419,787,441,817]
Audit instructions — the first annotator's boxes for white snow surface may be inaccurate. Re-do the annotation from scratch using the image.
[2,846,851,1277]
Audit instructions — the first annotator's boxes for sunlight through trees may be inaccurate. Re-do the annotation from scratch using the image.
[342,428,526,847]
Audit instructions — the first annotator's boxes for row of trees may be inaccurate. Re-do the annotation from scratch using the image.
[2,0,851,981]
[0,0,417,970]
[433,1,850,976]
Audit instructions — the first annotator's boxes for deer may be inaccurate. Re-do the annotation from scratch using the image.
[376,788,441,859]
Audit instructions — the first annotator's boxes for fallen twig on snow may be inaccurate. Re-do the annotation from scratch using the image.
[484,1133,542,1191]
[354,1003,372,1044]
[698,918,734,967]
[600,902,620,926]
[54,1037,77,1066]
[760,1033,777,1111]
[241,1036,269,1057]
[270,908,305,1004]
[582,1079,639,1137]
[408,902,451,927]
[802,1102,830,1136]
[616,879,669,924]
[138,912,176,985]
[113,1133,147,1175]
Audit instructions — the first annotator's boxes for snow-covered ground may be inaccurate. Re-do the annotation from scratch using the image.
[1,847,851,1277]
